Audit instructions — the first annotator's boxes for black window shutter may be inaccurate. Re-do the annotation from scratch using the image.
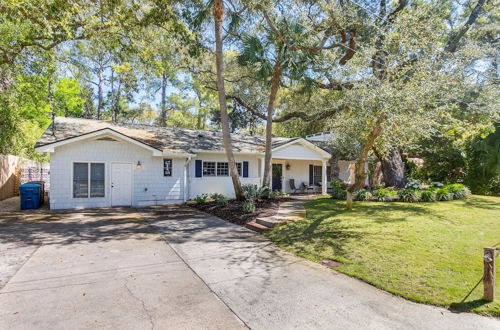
[309,164,313,185]
[195,160,202,177]
[243,161,249,177]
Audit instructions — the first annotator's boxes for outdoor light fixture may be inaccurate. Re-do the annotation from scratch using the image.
[286,163,291,170]
[136,160,142,168]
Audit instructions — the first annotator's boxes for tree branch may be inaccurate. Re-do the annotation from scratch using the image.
[445,0,486,53]
[222,88,351,122]
[314,80,355,90]
[386,0,408,25]
[262,10,332,54]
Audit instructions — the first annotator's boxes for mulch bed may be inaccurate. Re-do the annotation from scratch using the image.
[191,198,290,226]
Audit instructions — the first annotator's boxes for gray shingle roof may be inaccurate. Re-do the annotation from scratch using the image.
[36,117,295,154]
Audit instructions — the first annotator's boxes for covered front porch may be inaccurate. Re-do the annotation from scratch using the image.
[270,159,328,195]
[257,137,356,195]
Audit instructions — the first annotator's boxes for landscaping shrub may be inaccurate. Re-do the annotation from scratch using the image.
[210,193,228,206]
[210,192,224,200]
[241,184,270,199]
[444,184,471,199]
[398,188,420,203]
[466,124,500,195]
[372,183,386,190]
[241,184,259,199]
[404,180,422,190]
[430,182,444,189]
[420,190,436,202]
[454,187,471,199]
[195,194,208,204]
[436,188,454,201]
[269,190,289,199]
[259,187,273,199]
[354,189,372,201]
[330,181,347,200]
[242,200,256,213]
[375,189,396,202]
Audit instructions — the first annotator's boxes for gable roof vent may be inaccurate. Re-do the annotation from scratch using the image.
[96,136,118,142]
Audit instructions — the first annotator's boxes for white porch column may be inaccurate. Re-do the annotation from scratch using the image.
[321,160,328,195]
[260,157,265,186]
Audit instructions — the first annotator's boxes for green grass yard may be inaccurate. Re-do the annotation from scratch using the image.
[265,195,500,316]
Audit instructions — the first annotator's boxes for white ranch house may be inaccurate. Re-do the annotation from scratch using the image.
[35,117,356,210]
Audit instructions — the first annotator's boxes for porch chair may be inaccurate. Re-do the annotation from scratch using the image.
[289,179,303,194]
[301,182,315,194]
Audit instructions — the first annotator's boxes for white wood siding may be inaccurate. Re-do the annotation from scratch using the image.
[49,139,186,209]
[273,143,326,160]
[188,153,260,199]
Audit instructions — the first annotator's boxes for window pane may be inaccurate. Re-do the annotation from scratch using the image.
[327,166,332,182]
[203,162,216,176]
[236,163,242,176]
[313,165,322,185]
[73,163,88,198]
[91,163,105,180]
[163,159,172,176]
[90,163,105,197]
[74,163,88,180]
[217,162,229,176]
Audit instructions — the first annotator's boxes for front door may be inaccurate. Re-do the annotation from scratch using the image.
[111,163,132,206]
[272,164,283,191]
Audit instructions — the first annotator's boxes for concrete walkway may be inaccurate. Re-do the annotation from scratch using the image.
[149,207,500,330]
[247,194,315,231]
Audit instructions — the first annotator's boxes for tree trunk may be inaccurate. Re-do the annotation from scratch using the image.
[346,191,354,210]
[97,69,104,120]
[213,0,243,200]
[346,115,386,210]
[114,79,122,123]
[160,72,167,127]
[262,61,282,187]
[374,147,407,188]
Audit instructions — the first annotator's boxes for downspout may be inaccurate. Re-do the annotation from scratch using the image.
[184,156,193,202]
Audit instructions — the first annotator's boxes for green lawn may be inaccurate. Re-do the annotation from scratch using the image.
[265,195,500,316]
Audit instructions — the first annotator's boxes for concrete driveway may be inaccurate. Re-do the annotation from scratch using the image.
[0,208,244,330]
[0,207,499,330]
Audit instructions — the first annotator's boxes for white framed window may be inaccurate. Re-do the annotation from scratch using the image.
[313,165,322,185]
[203,161,216,176]
[217,162,229,176]
[73,162,105,198]
[203,161,242,177]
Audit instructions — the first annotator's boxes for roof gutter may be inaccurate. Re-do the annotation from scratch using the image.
[191,149,264,155]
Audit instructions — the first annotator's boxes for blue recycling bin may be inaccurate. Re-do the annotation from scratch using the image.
[27,181,45,205]
[19,183,41,210]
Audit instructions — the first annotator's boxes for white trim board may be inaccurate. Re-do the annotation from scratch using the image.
[272,138,331,159]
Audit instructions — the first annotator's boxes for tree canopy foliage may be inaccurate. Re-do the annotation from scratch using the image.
[0,0,498,194]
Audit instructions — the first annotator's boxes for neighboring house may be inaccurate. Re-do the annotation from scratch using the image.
[35,117,356,209]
